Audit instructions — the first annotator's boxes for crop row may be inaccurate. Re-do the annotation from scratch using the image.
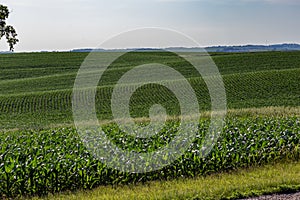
[1,51,300,79]
[0,117,299,197]
[0,68,299,114]
[0,92,72,113]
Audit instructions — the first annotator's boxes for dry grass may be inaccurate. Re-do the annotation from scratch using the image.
[34,160,300,200]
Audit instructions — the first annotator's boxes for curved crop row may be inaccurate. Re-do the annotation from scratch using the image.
[0,68,299,115]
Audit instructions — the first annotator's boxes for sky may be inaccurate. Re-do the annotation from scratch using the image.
[0,0,300,52]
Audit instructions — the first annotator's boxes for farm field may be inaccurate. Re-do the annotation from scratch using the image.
[0,51,300,199]
[0,51,299,129]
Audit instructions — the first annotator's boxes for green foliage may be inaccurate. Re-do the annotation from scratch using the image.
[0,4,18,51]
[0,117,300,198]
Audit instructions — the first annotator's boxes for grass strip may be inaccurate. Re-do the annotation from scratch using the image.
[34,160,300,200]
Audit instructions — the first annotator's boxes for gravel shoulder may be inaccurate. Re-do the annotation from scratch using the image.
[239,192,300,200]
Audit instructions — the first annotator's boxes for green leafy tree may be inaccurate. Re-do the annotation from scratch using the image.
[0,4,18,51]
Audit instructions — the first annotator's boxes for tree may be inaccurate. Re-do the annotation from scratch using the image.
[0,4,18,51]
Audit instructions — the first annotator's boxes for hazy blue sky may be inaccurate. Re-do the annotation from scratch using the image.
[0,0,300,52]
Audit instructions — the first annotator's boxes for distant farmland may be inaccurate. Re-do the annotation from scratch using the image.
[0,51,299,129]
